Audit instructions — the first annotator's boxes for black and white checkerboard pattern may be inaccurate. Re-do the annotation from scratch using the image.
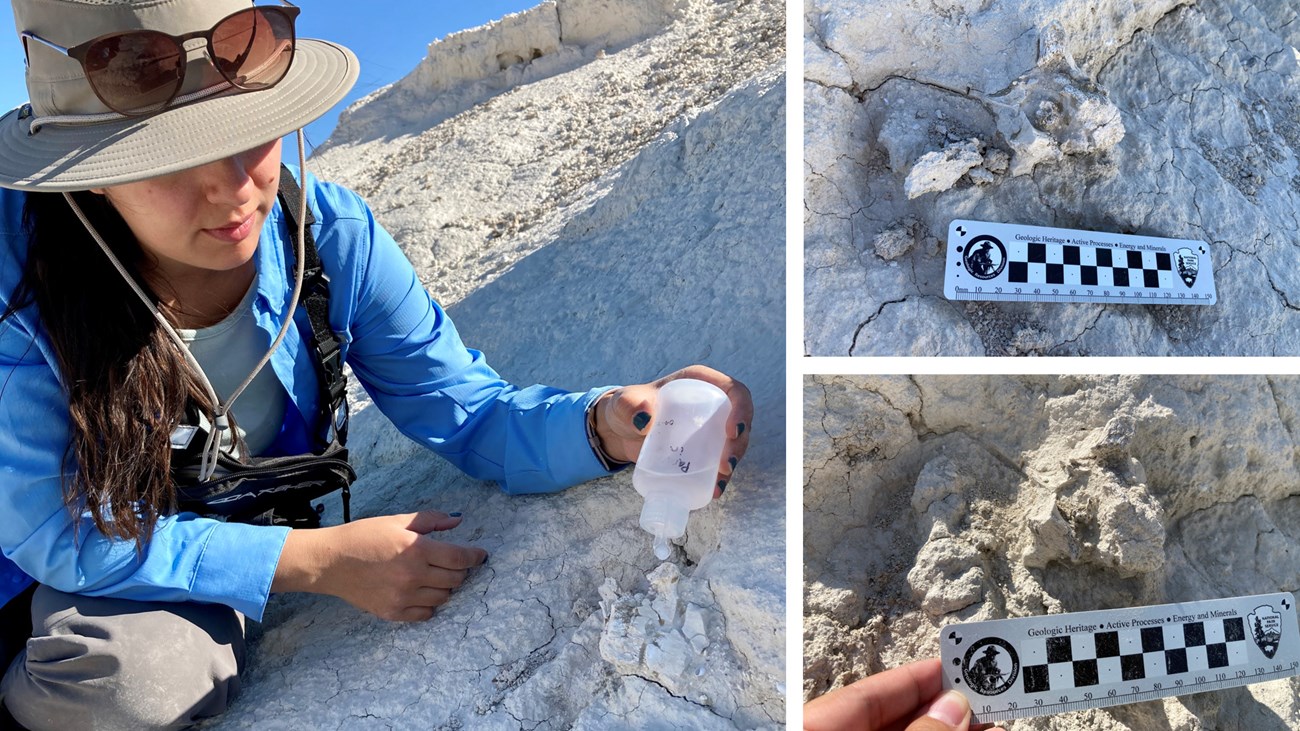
[1020,619,1249,694]
[1007,242,1176,289]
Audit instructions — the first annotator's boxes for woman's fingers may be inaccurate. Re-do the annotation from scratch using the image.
[395,606,437,623]
[404,510,463,534]
[421,566,471,590]
[597,384,659,463]
[901,690,972,731]
[805,658,943,731]
[295,512,489,622]
[605,382,658,435]
[408,587,454,608]
[383,544,480,621]
[715,412,751,497]
[418,536,489,572]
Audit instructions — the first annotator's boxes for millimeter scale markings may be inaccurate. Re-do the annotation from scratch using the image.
[941,593,1299,724]
[944,220,1217,305]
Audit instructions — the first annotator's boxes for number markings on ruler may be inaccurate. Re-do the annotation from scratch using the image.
[944,220,1217,305]
[941,593,1299,724]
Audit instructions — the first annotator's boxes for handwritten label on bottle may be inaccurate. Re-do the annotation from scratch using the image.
[669,444,691,472]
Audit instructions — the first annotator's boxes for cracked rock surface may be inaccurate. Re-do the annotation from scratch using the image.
[804,375,1300,730]
[805,0,1300,355]
[203,1,785,728]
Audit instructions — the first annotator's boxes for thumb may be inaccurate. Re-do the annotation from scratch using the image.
[603,383,659,437]
[404,510,463,535]
[904,690,971,731]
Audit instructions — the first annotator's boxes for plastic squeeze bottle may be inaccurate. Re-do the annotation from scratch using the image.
[633,379,732,560]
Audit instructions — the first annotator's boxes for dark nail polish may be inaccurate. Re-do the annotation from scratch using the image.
[728,456,738,470]
[737,422,746,436]
[482,554,490,565]
[633,412,651,430]
[717,480,728,494]
[449,512,463,518]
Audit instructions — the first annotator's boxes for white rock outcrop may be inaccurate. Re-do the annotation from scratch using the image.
[320,0,686,152]
[806,0,1300,355]
[805,375,1300,730]
[204,0,784,728]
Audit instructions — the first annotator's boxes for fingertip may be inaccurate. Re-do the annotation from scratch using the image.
[467,547,489,568]
[605,385,661,439]
[925,690,971,728]
[435,514,465,531]
[408,510,452,534]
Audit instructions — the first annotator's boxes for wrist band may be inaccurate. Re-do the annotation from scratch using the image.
[586,395,632,472]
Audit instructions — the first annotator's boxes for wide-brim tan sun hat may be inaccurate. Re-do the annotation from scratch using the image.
[0,0,359,192]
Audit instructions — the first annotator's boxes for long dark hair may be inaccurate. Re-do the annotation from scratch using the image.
[2,191,222,546]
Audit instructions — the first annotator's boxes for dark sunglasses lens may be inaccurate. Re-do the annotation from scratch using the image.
[83,32,183,115]
[210,8,295,89]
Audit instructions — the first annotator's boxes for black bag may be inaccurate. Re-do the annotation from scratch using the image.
[173,439,355,527]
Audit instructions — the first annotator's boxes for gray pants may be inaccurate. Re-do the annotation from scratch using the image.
[0,586,245,731]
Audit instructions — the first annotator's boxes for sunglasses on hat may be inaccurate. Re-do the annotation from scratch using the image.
[20,1,299,117]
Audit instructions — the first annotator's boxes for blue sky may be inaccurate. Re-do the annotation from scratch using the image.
[1,1,541,154]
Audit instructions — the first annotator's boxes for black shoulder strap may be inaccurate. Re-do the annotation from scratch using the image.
[277,165,348,446]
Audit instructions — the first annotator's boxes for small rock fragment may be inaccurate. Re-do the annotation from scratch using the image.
[645,631,693,678]
[907,537,986,616]
[683,604,710,653]
[648,562,681,624]
[904,138,985,199]
[982,148,1011,175]
[871,220,919,260]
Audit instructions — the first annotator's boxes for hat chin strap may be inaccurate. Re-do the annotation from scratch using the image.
[63,129,311,483]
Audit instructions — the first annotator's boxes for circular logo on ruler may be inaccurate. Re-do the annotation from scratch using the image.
[962,638,1020,696]
[961,235,1006,280]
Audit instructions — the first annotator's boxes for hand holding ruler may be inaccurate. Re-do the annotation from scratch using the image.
[944,220,1217,305]
[941,593,1299,724]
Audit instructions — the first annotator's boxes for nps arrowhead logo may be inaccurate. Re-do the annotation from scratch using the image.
[1175,247,1200,288]
[1249,604,1283,660]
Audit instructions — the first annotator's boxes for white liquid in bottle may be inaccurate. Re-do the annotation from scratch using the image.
[633,379,732,559]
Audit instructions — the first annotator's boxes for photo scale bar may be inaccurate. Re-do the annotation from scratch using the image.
[944,219,1217,305]
[941,593,1299,724]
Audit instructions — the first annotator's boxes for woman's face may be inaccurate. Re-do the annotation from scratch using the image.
[96,139,282,284]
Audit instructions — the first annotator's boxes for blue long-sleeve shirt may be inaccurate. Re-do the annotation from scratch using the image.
[0,169,616,619]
